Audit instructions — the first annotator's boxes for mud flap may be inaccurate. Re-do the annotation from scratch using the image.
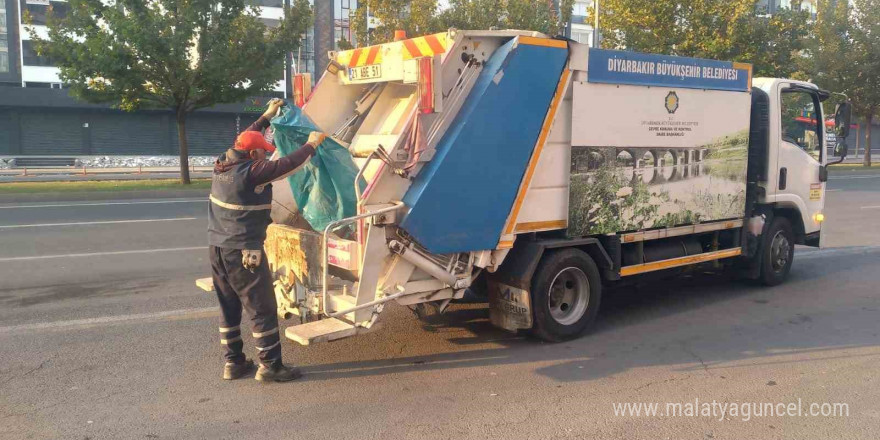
[488,280,533,332]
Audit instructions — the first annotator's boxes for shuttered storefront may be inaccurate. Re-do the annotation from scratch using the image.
[20,111,83,155]
[0,111,12,154]
[13,109,262,156]
[90,112,168,155]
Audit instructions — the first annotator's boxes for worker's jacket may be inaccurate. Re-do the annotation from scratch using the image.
[207,152,273,250]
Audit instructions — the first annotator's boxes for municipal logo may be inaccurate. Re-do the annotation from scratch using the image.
[665,91,679,114]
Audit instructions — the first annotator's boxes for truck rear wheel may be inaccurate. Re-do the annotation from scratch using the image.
[530,248,602,342]
[760,217,794,286]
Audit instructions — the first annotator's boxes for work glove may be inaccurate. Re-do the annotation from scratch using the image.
[307,131,327,147]
[262,98,284,119]
[241,250,262,273]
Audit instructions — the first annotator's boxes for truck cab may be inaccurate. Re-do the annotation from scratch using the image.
[753,78,831,247]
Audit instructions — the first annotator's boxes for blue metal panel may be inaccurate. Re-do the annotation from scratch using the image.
[400,37,568,254]
[588,48,751,92]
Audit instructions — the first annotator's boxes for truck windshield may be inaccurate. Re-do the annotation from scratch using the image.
[781,89,822,162]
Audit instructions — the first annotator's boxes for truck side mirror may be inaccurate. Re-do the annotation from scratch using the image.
[835,102,852,138]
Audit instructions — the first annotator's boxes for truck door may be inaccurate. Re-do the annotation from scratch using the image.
[776,84,825,241]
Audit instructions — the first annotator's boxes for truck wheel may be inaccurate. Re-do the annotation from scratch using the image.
[760,217,794,286]
[530,249,602,342]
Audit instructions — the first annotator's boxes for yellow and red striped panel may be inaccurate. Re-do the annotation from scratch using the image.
[346,45,384,68]
[400,33,449,60]
[336,32,451,69]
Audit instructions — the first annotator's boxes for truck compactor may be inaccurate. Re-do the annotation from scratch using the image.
[202,29,852,344]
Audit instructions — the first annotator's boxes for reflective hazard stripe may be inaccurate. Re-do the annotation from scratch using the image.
[219,325,240,333]
[209,195,271,211]
[256,341,281,352]
[220,336,242,345]
[252,327,278,338]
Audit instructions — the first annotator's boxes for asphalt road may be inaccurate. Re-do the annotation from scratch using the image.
[1,175,879,440]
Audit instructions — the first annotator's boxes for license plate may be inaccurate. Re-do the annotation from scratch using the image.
[349,64,381,81]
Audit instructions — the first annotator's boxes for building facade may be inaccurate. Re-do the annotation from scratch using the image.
[0,0,353,158]
[569,0,595,46]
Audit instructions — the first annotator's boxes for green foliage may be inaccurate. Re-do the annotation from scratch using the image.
[32,0,311,113]
[809,0,880,165]
[351,0,571,46]
[568,166,670,236]
[337,38,355,50]
[591,0,811,78]
[29,0,312,182]
[351,0,442,46]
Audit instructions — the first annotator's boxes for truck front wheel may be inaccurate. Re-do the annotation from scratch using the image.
[760,217,795,286]
[530,249,602,342]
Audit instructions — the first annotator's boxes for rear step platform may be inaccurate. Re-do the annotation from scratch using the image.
[285,318,357,345]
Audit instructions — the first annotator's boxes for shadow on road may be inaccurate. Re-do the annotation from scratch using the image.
[299,247,880,383]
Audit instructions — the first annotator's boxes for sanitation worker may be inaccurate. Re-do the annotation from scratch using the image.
[208,98,326,382]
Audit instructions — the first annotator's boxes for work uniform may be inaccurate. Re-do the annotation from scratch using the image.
[208,116,316,367]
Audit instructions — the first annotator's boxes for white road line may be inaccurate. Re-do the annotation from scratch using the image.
[860,205,880,210]
[0,199,206,209]
[826,189,841,192]
[0,246,203,262]
[796,246,880,259]
[0,307,217,333]
[829,175,880,180]
[0,217,199,229]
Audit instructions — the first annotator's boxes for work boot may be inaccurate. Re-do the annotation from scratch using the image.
[223,359,254,380]
[255,362,302,382]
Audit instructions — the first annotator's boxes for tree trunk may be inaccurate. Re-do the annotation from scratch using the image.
[865,113,873,168]
[176,110,192,185]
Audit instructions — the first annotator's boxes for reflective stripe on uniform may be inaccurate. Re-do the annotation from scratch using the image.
[252,326,278,338]
[256,340,281,352]
[219,325,240,333]
[210,195,271,211]
[220,336,242,344]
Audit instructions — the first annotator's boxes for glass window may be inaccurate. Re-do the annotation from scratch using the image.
[246,0,283,7]
[23,1,69,27]
[22,39,55,67]
[781,89,822,162]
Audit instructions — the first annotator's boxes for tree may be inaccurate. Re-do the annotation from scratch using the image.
[810,0,880,166]
[351,0,441,46]
[437,0,570,36]
[30,0,312,184]
[351,0,572,47]
[589,0,811,78]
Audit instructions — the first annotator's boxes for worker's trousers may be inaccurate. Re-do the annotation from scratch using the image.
[209,246,282,366]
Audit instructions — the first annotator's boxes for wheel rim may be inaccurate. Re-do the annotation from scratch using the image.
[547,267,590,326]
[769,230,791,273]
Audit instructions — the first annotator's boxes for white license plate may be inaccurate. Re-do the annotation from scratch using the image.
[349,64,382,81]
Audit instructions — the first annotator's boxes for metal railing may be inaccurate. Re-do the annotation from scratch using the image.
[321,201,406,318]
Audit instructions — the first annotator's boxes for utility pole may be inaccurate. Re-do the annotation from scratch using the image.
[593,0,600,48]
[314,0,334,71]
[284,0,294,99]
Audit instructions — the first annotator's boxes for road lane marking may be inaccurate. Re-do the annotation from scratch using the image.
[0,307,217,333]
[796,246,880,259]
[0,217,199,229]
[829,175,880,180]
[0,199,206,209]
[0,246,203,262]
[826,189,841,192]
[860,205,880,209]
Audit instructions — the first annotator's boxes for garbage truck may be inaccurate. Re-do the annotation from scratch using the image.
[200,29,852,344]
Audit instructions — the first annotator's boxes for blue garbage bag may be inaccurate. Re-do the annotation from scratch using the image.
[270,103,364,234]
